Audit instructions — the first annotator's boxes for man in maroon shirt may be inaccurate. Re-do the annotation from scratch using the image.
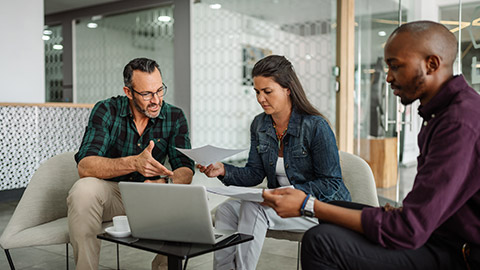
[263,21,480,270]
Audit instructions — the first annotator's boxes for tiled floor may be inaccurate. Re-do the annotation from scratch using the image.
[0,164,417,270]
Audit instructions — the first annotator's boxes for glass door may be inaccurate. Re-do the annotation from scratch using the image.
[353,0,416,203]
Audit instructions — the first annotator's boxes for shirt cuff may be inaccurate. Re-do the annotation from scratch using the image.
[361,207,384,246]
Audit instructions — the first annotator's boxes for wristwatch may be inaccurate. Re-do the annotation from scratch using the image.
[300,195,315,217]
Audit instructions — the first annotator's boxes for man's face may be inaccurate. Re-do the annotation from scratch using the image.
[127,69,164,118]
[384,32,428,105]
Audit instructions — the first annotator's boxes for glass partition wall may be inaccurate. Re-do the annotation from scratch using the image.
[440,1,480,93]
[354,0,417,203]
[74,5,175,104]
[44,24,65,102]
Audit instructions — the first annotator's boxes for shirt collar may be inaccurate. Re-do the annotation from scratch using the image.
[418,75,467,120]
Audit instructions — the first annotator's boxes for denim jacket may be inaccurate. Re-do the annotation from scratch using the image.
[221,110,351,202]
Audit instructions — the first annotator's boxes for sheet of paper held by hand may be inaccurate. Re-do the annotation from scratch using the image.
[206,186,294,202]
[176,145,247,166]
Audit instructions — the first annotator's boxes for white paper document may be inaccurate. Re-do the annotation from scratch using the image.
[206,185,294,202]
[176,145,247,166]
[206,186,265,202]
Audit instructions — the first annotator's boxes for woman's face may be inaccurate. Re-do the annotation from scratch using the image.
[253,76,291,117]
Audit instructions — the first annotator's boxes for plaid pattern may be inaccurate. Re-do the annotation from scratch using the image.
[75,95,194,182]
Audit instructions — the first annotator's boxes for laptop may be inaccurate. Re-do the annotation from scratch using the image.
[118,182,237,244]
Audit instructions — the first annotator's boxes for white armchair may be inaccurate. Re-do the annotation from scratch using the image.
[0,152,112,270]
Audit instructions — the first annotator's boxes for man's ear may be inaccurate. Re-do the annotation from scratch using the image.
[426,55,440,75]
[124,86,133,99]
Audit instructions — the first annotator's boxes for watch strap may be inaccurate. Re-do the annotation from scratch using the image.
[300,194,315,217]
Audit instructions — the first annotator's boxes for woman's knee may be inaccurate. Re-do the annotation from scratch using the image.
[215,200,241,222]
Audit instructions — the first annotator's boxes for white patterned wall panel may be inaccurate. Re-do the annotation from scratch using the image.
[0,106,91,191]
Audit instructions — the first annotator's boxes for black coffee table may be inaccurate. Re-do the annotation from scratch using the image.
[97,233,253,270]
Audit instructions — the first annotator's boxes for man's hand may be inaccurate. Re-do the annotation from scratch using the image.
[196,162,225,178]
[144,177,169,184]
[262,188,307,218]
[136,140,173,177]
[383,203,403,212]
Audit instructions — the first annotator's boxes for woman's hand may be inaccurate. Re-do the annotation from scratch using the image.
[196,162,226,178]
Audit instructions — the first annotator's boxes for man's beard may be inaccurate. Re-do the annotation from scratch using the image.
[395,68,426,105]
[133,97,160,118]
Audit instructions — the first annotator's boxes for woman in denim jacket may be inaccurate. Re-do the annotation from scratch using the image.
[198,55,351,270]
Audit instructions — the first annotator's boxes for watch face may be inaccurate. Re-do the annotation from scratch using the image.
[304,210,314,217]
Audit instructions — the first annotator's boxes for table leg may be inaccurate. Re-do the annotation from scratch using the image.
[167,256,182,270]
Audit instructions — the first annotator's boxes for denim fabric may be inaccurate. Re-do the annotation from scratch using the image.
[221,110,351,202]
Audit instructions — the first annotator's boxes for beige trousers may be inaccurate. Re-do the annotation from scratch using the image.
[67,177,166,270]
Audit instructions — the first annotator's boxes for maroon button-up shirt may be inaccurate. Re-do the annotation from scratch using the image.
[362,75,480,249]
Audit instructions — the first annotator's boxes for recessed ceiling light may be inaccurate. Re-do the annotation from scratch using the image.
[42,35,51,41]
[91,15,103,21]
[209,4,221,9]
[378,31,387,37]
[43,30,53,35]
[158,16,171,22]
[87,23,98,29]
[53,44,63,50]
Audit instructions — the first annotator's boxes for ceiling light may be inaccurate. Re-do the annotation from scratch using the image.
[43,30,53,35]
[209,4,221,9]
[42,35,51,41]
[378,31,386,37]
[91,15,103,21]
[87,23,98,29]
[158,16,171,22]
[53,44,63,50]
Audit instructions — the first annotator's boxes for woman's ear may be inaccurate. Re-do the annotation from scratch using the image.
[426,55,440,75]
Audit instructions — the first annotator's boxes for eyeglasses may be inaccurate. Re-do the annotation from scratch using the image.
[129,83,167,101]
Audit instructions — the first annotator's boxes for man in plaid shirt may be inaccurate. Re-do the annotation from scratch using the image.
[68,58,194,270]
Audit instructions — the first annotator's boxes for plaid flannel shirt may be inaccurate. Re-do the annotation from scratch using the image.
[75,95,194,182]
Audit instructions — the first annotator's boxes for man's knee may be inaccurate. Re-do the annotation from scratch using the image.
[67,177,106,211]
[302,224,344,260]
